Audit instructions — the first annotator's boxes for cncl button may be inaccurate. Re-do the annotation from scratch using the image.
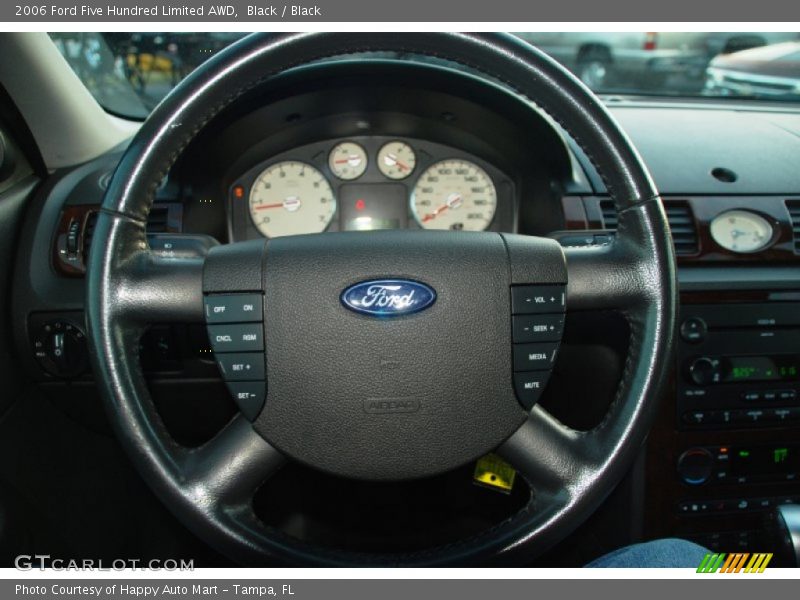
[204,294,263,323]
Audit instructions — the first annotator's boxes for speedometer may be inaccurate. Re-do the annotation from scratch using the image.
[248,161,336,238]
[411,160,497,231]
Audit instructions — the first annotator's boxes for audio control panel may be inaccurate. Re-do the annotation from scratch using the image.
[677,302,800,429]
[510,284,565,409]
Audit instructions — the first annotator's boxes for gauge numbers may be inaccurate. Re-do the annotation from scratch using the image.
[377,141,416,179]
[249,161,335,238]
[709,209,773,254]
[411,159,497,231]
[328,142,368,180]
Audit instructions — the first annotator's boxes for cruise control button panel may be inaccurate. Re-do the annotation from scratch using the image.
[510,284,565,410]
[205,292,266,421]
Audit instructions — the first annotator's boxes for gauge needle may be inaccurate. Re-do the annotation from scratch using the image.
[422,193,462,222]
[384,154,410,171]
[335,156,361,165]
[254,197,301,212]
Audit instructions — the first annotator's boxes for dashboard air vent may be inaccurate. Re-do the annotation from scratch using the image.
[146,206,171,233]
[664,201,699,255]
[599,200,618,230]
[598,199,699,255]
[788,200,800,254]
[82,211,98,257]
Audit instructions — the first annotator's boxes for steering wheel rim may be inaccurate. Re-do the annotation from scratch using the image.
[86,32,676,566]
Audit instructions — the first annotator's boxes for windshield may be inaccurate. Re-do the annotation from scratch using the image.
[50,32,800,119]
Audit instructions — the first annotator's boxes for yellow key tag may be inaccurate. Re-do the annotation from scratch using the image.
[473,453,516,494]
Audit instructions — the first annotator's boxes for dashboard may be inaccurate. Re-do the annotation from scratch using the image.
[6,55,800,562]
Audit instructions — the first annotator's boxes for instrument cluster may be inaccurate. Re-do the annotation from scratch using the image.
[227,136,515,241]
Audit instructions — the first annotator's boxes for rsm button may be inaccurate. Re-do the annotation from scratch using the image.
[208,323,264,352]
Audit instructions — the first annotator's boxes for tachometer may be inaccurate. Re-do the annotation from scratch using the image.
[411,160,497,231]
[248,161,336,238]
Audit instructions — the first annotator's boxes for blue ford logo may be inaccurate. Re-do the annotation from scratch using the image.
[341,279,436,317]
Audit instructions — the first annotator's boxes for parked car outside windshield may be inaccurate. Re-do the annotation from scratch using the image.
[49,31,800,120]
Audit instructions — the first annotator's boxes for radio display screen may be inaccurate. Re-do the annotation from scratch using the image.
[731,445,800,479]
[726,355,800,382]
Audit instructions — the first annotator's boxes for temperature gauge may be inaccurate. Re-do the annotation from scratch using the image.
[377,141,416,179]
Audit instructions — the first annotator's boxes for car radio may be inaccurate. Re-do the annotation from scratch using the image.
[677,302,800,429]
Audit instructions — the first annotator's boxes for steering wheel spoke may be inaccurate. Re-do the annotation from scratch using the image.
[89,213,206,327]
[564,201,671,313]
[498,406,594,498]
[182,416,286,509]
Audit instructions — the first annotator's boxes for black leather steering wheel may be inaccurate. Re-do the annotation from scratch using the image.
[86,32,676,566]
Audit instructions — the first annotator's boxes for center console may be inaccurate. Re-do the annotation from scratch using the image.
[646,293,800,557]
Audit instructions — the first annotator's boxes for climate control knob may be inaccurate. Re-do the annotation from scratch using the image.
[688,356,721,386]
[677,447,714,485]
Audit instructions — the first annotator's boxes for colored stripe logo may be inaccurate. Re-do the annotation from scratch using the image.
[697,553,772,573]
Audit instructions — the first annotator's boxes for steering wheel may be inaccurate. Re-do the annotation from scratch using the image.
[86,32,676,566]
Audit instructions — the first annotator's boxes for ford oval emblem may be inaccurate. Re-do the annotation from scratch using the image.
[341,279,436,317]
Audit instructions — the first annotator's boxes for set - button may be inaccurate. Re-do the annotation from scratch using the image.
[205,293,266,421]
[511,284,566,409]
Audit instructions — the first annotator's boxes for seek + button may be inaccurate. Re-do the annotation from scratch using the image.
[513,314,564,343]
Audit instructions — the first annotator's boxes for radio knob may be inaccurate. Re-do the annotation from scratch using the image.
[689,357,720,386]
[677,448,714,485]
